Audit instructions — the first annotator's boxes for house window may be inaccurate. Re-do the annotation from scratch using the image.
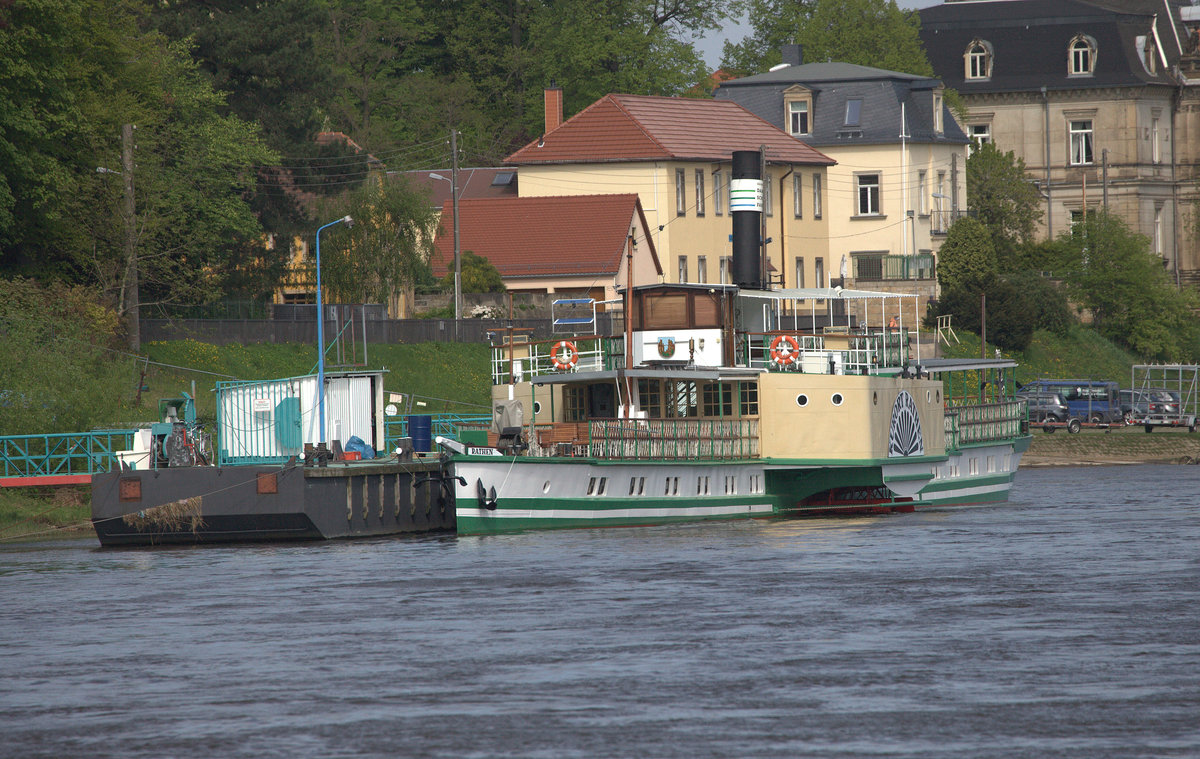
[714,171,724,215]
[697,255,708,284]
[676,169,686,215]
[856,173,881,216]
[934,171,946,232]
[965,39,992,80]
[719,256,731,284]
[1070,120,1094,165]
[1070,35,1096,76]
[968,123,991,152]
[1154,205,1164,257]
[815,257,825,289]
[813,174,822,218]
[678,255,688,283]
[933,92,943,133]
[795,257,805,289]
[695,169,705,216]
[789,101,810,135]
[918,170,927,215]
[1152,116,1161,164]
[792,174,803,218]
[844,98,862,126]
[763,172,773,217]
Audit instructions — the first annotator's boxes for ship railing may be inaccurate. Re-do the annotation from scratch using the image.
[0,429,137,484]
[586,418,759,460]
[744,330,908,374]
[489,335,619,384]
[944,400,1027,451]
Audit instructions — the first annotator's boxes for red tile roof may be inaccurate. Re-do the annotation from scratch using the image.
[390,167,517,208]
[506,93,834,167]
[431,194,660,279]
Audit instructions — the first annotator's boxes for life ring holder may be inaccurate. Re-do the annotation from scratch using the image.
[769,334,801,366]
[551,340,579,371]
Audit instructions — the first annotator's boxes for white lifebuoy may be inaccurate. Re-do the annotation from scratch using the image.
[769,334,800,366]
[551,340,579,370]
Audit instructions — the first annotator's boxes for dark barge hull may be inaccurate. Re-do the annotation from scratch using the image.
[90,459,455,546]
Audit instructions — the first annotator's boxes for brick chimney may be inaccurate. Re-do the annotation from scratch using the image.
[544,86,563,135]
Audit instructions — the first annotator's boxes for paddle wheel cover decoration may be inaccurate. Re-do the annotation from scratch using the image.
[888,390,924,457]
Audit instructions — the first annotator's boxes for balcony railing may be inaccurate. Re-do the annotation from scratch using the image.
[852,253,935,281]
[588,418,759,460]
[944,400,1027,451]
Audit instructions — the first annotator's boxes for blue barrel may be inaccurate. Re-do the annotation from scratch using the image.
[408,414,432,453]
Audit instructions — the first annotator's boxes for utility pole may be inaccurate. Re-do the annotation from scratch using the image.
[1101,148,1109,212]
[121,123,139,353]
[450,128,462,340]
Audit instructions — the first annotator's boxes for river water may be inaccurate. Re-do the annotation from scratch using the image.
[2,464,1199,758]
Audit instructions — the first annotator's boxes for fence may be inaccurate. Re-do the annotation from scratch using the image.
[143,315,619,346]
[0,430,136,484]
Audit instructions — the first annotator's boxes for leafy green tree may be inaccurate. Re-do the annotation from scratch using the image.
[935,217,997,293]
[722,0,931,77]
[315,177,440,307]
[445,251,506,294]
[1048,211,1200,360]
[966,142,1043,267]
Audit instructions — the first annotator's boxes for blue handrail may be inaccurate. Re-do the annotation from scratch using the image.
[0,429,137,481]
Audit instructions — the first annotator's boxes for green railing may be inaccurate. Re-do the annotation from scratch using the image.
[945,400,1027,451]
[587,418,759,460]
[384,414,491,451]
[0,429,137,481]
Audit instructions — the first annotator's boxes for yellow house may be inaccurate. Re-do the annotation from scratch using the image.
[506,89,835,292]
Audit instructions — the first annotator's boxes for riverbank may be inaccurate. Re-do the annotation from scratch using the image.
[1023,426,1200,467]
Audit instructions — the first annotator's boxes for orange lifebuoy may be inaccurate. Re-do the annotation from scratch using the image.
[551,340,579,370]
[769,334,800,366]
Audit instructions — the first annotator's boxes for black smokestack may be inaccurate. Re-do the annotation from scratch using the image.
[731,150,763,290]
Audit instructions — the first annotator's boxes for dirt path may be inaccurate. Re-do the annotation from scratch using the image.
[1022,427,1200,467]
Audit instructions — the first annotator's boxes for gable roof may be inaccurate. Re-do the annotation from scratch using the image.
[504,93,834,167]
[715,63,968,147]
[430,194,661,279]
[919,0,1177,93]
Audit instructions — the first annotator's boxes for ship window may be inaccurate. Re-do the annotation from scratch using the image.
[638,477,645,495]
[796,394,809,407]
[937,390,941,403]
[629,478,637,496]
[587,477,597,496]
[673,477,679,495]
[532,401,542,414]
[831,393,844,406]
[542,481,551,493]
[926,390,932,403]
[873,392,878,405]
[703,382,734,417]
[740,382,759,416]
[638,379,663,419]
[598,477,607,495]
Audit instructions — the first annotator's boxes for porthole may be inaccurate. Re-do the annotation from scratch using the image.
[533,401,543,414]
[796,394,809,407]
[873,392,878,406]
[542,480,551,493]
[926,390,932,403]
[936,390,941,403]
[831,393,844,406]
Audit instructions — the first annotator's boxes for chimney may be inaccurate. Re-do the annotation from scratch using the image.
[781,44,803,67]
[544,86,563,135]
[730,150,764,290]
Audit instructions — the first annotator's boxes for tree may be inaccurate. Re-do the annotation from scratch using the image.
[722,0,931,77]
[966,142,1043,266]
[935,217,997,294]
[445,251,505,294]
[1048,211,1200,360]
[315,177,440,309]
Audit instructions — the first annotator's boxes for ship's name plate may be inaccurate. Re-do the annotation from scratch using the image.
[468,447,503,456]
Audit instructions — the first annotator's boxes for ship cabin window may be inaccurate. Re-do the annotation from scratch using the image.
[697,475,711,495]
[562,382,617,422]
[628,476,645,496]
[632,287,727,331]
[663,476,679,496]
[724,475,737,495]
[588,477,609,496]
[740,382,759,416]
[702,382,734,416]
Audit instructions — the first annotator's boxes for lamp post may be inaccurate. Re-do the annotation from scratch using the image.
[430,128,461,338]
[315,215,353,444]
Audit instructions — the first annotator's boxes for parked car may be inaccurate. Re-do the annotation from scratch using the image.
[1019,391,1070,425]
[1018,379,1122,424]
[1120,388,1178,423]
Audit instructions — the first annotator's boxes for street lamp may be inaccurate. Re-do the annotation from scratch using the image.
[429,169,461,336]
[315,214,353,444]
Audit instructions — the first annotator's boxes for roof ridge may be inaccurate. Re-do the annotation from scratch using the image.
[608,94,674,156]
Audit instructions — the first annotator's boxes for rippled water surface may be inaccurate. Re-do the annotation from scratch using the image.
[3,465,1200,758]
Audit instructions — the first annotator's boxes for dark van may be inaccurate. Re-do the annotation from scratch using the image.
[1018,379,1122,424]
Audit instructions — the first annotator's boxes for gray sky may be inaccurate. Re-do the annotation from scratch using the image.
[695,0,942,68]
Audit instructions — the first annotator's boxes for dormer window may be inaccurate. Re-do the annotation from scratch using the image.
[1070,34,1097,76]
[965,39,993,80]
[783,85,813,137]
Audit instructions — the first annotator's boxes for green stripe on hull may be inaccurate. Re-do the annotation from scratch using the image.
[457,495,778,535]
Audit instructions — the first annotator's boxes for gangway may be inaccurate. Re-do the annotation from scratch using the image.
[0,429,137,487]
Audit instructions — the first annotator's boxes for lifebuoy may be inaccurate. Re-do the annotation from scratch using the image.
[551,340,579,370]
[769,334,800,366]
